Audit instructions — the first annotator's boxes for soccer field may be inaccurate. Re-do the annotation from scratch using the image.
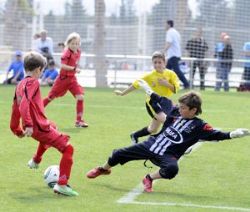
[1,85,250,212]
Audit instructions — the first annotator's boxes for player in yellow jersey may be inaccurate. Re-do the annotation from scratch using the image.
[115,51,180,144]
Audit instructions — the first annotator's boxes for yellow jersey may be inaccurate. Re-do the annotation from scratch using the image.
[132,69,180,98]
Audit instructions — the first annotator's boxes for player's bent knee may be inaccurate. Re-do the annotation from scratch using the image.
[155,113,167,123]
[75,95,83,101]
[160,164,179,179]
[47,96,55,101]
[62,144,74,155]
[147,127,158,134]
[156,117,165,123]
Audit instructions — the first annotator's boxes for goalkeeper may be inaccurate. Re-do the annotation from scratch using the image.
[87,80,250,193]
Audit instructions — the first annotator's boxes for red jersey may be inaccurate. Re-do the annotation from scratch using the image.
[60,48,81,77]
[10,77,51,136]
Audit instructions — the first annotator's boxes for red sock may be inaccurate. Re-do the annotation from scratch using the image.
[76,99,84,121]
[43,97,51,107]
[58,145,74,185]
[33,143,49,163]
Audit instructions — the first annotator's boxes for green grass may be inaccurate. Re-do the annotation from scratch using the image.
[0,85,250,212]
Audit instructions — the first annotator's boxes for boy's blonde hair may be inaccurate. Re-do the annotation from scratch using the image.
[152,51,166,62]
[64,32,81,47]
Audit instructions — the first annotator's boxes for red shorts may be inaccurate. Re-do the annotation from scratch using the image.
[32,126,70,153]
[48,75,84,99]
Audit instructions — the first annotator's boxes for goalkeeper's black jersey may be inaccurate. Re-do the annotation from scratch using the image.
[144,94,231,158]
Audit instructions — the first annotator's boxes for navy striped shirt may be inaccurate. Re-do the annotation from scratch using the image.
[144,94,231,158]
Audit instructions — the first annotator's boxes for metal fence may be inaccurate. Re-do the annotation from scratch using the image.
[0,51,249,91]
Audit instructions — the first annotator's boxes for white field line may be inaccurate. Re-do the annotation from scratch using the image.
[117,142,202,204]
[128,201,250,212]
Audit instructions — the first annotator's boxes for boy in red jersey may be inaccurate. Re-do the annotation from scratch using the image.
[10,51,78,196]
[43,32,88,127]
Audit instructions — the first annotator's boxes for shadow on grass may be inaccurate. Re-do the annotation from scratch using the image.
[59,128,84,134]
[8,186,77,204]
[91,182,132,193]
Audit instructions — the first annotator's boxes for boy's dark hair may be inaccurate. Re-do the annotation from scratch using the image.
[152,51,166,62]
[167,20,174,28]
[48,59,55,66]
[178,91,202,115]
[58,42,65,48]
[24,52,47,72]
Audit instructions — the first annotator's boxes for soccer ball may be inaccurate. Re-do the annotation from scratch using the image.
[44,165,59,188]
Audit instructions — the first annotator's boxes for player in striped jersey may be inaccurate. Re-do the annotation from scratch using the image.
[87,80,249,193]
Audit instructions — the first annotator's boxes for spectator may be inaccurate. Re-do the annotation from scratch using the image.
[34,29,54,62]
[215,34,233,92]
[237,42,250,91]
[40,60,58,86]
[3,50,24,85]
[31,33,41,50]
[58,42,65,52]
[214,32,226,87]
[186,28,209,90]
[164,20,190,89]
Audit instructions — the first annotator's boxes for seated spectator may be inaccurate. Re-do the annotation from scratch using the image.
[40,60,58,86]
[3,50,24,84]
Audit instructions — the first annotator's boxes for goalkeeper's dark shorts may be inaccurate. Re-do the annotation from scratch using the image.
[107,141,177,168]
[145,96,173,119]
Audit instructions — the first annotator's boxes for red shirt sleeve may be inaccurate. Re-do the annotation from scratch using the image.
[10,98,23,136]
[61,49,71,65]
[19,80,39,128]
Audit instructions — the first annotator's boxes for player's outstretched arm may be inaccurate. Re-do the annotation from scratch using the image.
[114,85,136,96]
[138,79,153,95]
[230,128,250,138]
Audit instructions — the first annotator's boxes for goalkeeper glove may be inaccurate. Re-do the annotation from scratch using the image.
[230,128,250,138]
[138,79,153,95]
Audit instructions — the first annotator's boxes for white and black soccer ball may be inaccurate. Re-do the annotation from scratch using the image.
[44,165,59,188]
